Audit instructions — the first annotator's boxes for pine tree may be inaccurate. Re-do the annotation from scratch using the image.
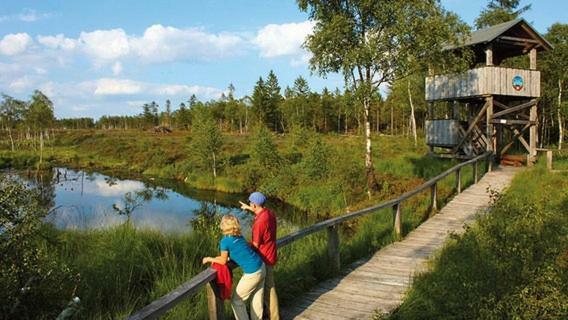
[475,0,531,29]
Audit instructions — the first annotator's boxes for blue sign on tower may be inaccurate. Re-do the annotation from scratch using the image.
[512,75,524,91]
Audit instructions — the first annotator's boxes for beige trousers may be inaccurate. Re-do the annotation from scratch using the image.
[231,264,266,320]
[264,265,280,320]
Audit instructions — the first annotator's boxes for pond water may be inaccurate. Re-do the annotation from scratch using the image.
[7,168,309,234]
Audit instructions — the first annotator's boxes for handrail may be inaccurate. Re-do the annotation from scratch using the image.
[128,152,492,320]
[128,268,217,320]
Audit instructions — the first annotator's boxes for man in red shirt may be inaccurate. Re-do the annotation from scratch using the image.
[240,192,279,320]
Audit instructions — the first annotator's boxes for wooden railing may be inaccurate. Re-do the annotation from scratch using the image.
[127,152,493,320]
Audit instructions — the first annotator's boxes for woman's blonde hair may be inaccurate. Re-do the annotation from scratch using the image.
[220,214,242,236]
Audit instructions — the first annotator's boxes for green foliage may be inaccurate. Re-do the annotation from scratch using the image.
[475,0,531,29]
[301,134,331,180]
[251,72,282,131]
[0,176,74,319]
[188,108,223,178]
[26,90,55,132]
[298,0,470,85]
[249,125,282,177]
[388,165,568,320]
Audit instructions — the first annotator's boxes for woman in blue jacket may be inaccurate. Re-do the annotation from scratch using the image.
[203,214,266,320]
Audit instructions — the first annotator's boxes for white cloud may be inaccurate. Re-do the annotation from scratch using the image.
[254,21,314,58]
[154,84,223,97]
[0,63,21,79]
[127,100,148,107]
[39,81,55,97]
[79,29,130,61]
[90,77,224,99]
[0,33,33,56]
[0,9,52,23]
[8,76,34,92]
[290,52,312,67]
[94,78,142,95]
[18,9,51,22]
[34,67,47,75]
[112,61,123,76]
[38,34,78,51]
[32,25,244,66]
[130,24,244,63]
[83,180,144,197]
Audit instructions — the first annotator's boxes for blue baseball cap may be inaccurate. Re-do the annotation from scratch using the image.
[248,192,266,206]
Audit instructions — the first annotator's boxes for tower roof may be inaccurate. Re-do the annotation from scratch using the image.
[447,18,553,53]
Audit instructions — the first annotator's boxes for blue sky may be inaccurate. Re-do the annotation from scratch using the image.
[0,0,566,119]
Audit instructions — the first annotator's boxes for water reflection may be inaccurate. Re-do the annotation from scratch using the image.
[6,168,309,234]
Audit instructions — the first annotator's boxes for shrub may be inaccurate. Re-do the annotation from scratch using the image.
[0,176,74,319]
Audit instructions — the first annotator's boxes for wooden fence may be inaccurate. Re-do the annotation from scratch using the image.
[127,152,492,320]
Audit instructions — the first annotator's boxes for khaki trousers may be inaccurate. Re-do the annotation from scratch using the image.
[264,265,280,320]
[231,264,266,320]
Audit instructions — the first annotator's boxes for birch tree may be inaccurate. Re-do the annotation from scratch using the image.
[297,0,469,192]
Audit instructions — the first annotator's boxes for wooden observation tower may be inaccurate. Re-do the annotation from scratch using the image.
[425,19,553,164]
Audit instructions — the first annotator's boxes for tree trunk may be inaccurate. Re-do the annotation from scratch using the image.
[245,108,249,133]
[558,79,564,150]
[408,80,417,146]
[363,97,379,193]
[39,131,44,166]
[376,104,380,133]
[540,110,546,148]
[344,110,348,134]
[212,152,217,179]
[8,127,15,152]
[390,104,394,135]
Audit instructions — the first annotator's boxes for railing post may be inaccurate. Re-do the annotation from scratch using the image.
[456,168,461,193]
[473,160,478,183]
[547,150,552,171]
[327,225,340,273]
[430,183,438,212]
[206,282,225,320]
[486,153,493,172]
[393,202,402,238]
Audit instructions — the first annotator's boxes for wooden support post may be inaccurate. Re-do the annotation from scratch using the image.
[393,203,402,238]
[430,183,438,212]
[527,154,534,167]
[206,282,225,320]
[428,102,434,154]
[547,150,553,171]
[456,168,461,193]
[485,45,493,66]
[452,101,459,119]
[486,97,494,171]
[327,226,340,273]
[530,103,537,159]
[473,160,478,184]
[530,48,537,70]
[454,100,490,152]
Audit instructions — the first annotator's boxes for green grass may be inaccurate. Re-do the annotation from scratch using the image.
[383,161,568,320]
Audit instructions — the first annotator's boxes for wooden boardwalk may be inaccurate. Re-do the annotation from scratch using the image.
[283,166,520,320]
